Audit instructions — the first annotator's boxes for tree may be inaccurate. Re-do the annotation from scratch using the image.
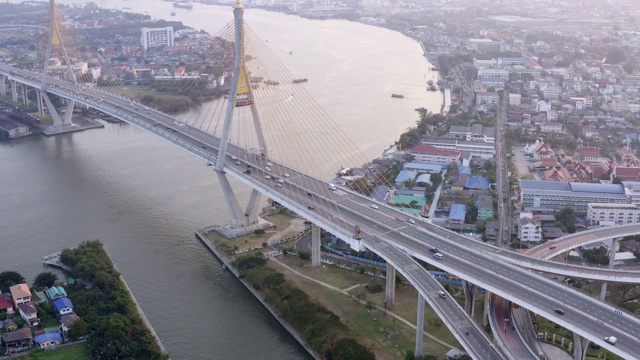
[365,300,376,311]
[0,271,26,293]
[67,318,90,340]
[556,208,577,233]
[254,229,266,236]
[330,338,375,360]
[430,173,443,187]
[299,251,311,261]
[33,272,58,289]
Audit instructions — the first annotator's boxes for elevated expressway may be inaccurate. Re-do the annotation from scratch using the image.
[0,66,501,359]
[3,66,640,358]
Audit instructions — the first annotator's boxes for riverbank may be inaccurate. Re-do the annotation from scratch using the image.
[194,227,323,360]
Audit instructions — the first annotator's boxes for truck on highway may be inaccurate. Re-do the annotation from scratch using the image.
[604,336,617,345]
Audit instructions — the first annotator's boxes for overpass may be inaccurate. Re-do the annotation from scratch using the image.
[2,1,640,358]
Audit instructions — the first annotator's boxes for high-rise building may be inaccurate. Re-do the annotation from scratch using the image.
[140,27,174,50]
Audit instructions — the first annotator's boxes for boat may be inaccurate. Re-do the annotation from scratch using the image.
[427,80,434,86]
[289,51,293,55]
[222,264,227,270]
[292,78,308,84]
[264,80,280,85]
[173,2,193,9]
[428,85,437,92]
[170,11,176,16]
[391,94,404,99]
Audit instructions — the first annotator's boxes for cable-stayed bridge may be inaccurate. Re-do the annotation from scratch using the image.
[2,1,640,359]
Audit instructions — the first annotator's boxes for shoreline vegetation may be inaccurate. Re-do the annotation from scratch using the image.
[59,240,169,360]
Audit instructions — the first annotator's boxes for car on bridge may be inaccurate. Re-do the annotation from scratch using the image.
[284,173,290,177]
[554,309,564,315]
[265,175,271,180]
[308,206,314,210]
[430,248,439,254]
[438,291,446,299]
[549,245,557,249]
[235,161,242,165]
[407,218,416,224]
[370,204,379,209]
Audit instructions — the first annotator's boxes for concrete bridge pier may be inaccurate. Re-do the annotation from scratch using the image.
[385,263,396,307]
[415,293,425,357]
[572,333,590,360]
[22,85,29,107]
[599,238,618,300]
[0,75,6,96]
[11,80,17,102]
[482,291,491,327]
[36,90,45,118]
[311,223,321,267]
[463,280,478,317]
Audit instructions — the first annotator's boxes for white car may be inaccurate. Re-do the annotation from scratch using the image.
[283,173,290,177]
[407,218,416,224]
[231,156,237,160]
[277,179,284,184]
[265,167,271,171]
[370,204,379,209]
[275,184,283,188]
[266,162,273,166]
[235,161,242,165]
[265,175,271,180]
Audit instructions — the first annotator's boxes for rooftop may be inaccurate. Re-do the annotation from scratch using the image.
[449,204,467,221]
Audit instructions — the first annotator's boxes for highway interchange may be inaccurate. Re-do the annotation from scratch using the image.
[2,66,640,359]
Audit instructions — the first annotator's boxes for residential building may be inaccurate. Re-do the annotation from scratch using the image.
[409,145,461,166]
[45,286,67,302]
[508,93,521,106]
[140,27,175,50]
[476,92,500,106]
[520,180,627,213]
[540,122,563,133]
[468,39,505,53]
[394,170,417,189]
[587,203,640,226]
[9,284,31,308]
[422,139,496,159]
[34,332,62,350]
[0,294,13,315]
[448,124,495,143]
[1,328,32,353]
[17,302,38,325]
[473,193,493,220]
[448,204,467,224]
[52,298,74,316]
[478,68,509,80]
[542,86,561,100]
[518,216,542,243]
[402,162,443,174]
[465,176,491,190]
[59,313,81,333]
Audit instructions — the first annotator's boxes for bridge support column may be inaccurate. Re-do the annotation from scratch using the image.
[463,280,477,317]
[36,90,45,118]
[600,238,618,301]
[40,92,74,128]
[245,189,262,226]
[482,291,491,327]
[22,85,29,107]
[11,80,17,102]
[415,293,425,357]
[311,224,321,267]
[385,263,396,307]
[0,75,6,96]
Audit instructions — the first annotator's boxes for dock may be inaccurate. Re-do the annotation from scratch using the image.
[42,252,72,271]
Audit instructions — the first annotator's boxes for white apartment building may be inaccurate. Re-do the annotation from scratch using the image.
[542,86,561,100]
[140,27,174,50]
[422,139,496,159]
[536,100,551,112]
[587,203,640,226]
[476,92,500,106]
[478,68,509,80]
[409,145,462,165]
[518,215,542,242]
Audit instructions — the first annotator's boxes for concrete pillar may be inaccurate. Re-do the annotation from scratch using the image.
[415,293,425,357]
[0,75,6,96]
[463,280,478,317]
[482,291,491,327]
[573,333,582,360]
[215,170,247,228]
[245,189,262,226]
[600,238,617,301]
[37,90,44,118]
[311,224,321,267]
[22,85,28,106]
[11,80,17,102]
[385,263,396,307]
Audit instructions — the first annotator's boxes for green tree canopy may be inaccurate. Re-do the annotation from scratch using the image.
[0,271,26,293]
[330,338,376,360]
[33,272,58,290]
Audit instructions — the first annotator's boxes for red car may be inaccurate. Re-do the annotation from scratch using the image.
[549,245,557,249]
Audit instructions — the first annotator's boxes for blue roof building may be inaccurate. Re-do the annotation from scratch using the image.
[458,166,472,175]
[449,204,467,224]
[465,176,491,190]
[370,185,391,203]
[394,170,417,189]
[53,298,74,315]
[34,332,62,349]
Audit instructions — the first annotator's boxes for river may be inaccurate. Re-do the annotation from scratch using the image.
[0,2,440,358]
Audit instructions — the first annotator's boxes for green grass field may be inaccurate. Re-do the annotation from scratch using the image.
[14,343,91,360]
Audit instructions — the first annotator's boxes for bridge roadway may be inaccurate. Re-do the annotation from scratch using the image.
[0,66,501,359]
[4,67,640,358]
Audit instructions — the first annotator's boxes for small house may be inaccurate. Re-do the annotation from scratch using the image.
[0,293,14,315]
[59,313,80,333]
[9,284,31,308]
[45,286,67,302]
[1,328,32,353]
[18,302,38,325]
[34,332,62,350]
[53,298,74,316]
